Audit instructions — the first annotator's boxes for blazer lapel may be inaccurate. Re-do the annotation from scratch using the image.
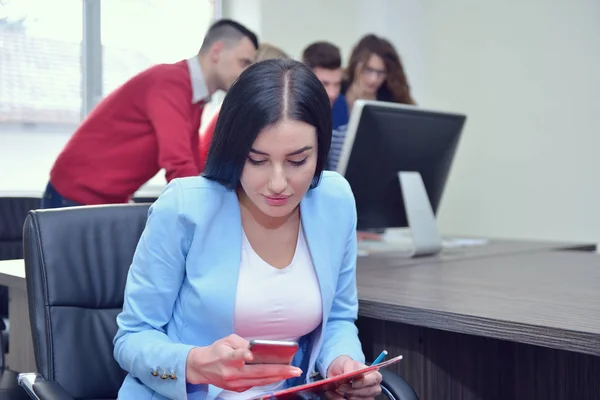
[300,192,332,320]
[204,190,243,339]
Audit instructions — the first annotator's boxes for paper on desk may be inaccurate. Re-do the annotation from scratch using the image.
[356,234,489,256]
[442,238,489,248]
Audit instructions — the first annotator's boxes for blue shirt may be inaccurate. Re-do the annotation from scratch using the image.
[328,95,350,171]
[332,95,349,131]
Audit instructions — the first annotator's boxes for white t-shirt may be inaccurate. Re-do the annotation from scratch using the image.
[219,224,322,399]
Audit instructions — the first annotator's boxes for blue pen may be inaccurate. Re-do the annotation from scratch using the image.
[372,350,388,365]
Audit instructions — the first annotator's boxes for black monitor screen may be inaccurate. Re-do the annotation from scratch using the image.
[339,101,465,230]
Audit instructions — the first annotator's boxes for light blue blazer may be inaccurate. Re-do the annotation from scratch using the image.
[113,171,365,400]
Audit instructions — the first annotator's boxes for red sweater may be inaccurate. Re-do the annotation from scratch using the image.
[199,110,219,170]
[50,60,205,205]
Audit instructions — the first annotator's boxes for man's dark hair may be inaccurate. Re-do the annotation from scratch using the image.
[301,41,342,70]
[204,59,332,190]
[199,19,259,53]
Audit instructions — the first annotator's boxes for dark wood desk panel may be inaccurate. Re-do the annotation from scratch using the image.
[356,250,600,400]
[358,251,600,355]
[358,318,600,400]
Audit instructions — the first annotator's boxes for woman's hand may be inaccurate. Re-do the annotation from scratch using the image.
[186,334,302,392]
[356,231,382,242]
[326,356,382,400]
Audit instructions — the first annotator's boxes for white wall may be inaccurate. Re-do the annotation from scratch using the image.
[226,0,426,102]
[4,0,600,244]
[0,127,167,195]
[225,0,600,243]
[222,0,263,38]
[424,0,600,242]
[0,128,73,195]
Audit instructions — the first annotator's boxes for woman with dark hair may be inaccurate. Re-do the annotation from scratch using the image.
[113,59,382,400]
[344,34,415,111]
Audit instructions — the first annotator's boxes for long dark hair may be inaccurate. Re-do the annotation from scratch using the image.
[204,59,332,189]
[346,34,415,105]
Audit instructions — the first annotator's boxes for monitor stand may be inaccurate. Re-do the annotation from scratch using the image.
[398,171,442,257]
[357,171,442,258]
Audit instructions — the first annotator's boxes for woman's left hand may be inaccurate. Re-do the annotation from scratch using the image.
[326,356,382,400]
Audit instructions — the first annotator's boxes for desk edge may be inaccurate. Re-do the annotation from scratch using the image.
[358,300,600,356]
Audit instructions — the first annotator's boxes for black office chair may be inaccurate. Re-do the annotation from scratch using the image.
[18,204,418,400]
[0,196,43,349]
[379,369,419,400]
[20,204,148,400]
[131,196,158,204]
[0,196,42,400]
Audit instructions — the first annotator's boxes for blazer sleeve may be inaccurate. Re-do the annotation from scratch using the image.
[316,187,365,376]
[113,180,201,400]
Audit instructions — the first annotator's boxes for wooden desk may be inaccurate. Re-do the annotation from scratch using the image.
[357,251,600,400]
[1,239,596,390]
[0,259,35,372]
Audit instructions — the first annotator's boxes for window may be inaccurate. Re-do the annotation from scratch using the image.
[0,0,219,130]
[0,0,82,128]
[100,0,216,95]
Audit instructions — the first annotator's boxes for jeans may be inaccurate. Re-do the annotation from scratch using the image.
[41,182,81,209]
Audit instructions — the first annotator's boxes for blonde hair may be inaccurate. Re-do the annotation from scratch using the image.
[256,43,289,62]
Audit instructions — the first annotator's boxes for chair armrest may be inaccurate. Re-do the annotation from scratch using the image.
[380,368,419,400]
[18,373,75,400]
[32,381,75,400]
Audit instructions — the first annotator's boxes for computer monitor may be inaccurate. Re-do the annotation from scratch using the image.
[337,100,466,256]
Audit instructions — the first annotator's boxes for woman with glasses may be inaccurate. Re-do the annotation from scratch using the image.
[344,34,415,111]
[336,34,415,241]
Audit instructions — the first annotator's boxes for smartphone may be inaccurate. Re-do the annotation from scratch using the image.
[248,339,299,365]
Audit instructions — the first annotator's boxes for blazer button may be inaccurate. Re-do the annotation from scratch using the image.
[169,373,177,380]
[151,370,158,377]
[160,373,167,379]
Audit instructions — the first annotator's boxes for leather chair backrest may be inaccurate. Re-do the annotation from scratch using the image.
[23,204,150,399]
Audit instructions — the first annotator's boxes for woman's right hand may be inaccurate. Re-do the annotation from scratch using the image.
[185,334,302,392]
[356,231,382,242]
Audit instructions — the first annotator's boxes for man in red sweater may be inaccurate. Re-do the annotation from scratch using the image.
[42,19,258,208]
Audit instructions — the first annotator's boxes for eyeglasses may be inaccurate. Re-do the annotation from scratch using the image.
[361,66,387,78]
